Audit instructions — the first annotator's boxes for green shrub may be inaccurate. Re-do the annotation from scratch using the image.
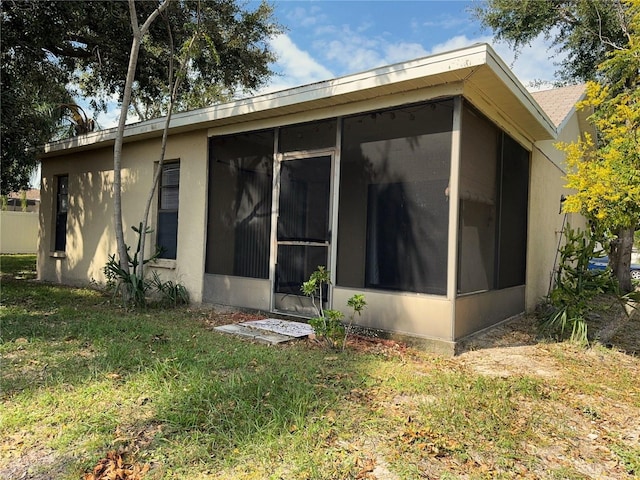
[104,223,188,308]
[302,266,366,349]
[540,225,617,344]
[149,271,190,307]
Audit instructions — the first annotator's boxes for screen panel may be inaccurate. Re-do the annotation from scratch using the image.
[206,131,274,278]
[337,100,453,295]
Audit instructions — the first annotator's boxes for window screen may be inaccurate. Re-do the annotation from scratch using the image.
[458,105,498,293]
[275,156,331,296]
[157,162,179,259]
[496,134,529,288]
[278,157,330,243]
[457,102,529,293]
[206,131,274,278]
[279,119,337,153]
[275,245,328,295]
[337,100,453,295]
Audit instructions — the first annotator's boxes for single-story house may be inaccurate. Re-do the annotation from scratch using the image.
[38,43,591,353]
[6,188,40,212]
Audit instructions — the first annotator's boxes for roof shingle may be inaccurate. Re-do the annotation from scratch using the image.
[531,84,586,128]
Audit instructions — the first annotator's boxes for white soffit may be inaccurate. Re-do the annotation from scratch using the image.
[42,43,556,157]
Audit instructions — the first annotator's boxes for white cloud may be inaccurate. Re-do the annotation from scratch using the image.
[422,15,473,31]
[92,99,140,129]
[285,5,326,29]
[319,25,428,73]
[355,20,375,35]
[262,34,334,93]
[95,108,120,129]
[75,91,143,130]
[428,34,490,55]
[325,39,383,72]
[262,26,563,96]
[492,34,567,90]
[384,42,429,65]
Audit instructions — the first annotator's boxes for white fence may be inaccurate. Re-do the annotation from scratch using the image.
[0,211,39,254]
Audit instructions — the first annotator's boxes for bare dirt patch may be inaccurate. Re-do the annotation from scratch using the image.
[0,439,77,480]
[442,299,640,479]
[456,314,562,378]
[456,296,639,378]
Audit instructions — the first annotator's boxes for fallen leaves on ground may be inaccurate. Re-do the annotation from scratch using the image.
[83,450,149,480]
[401,424,462,457]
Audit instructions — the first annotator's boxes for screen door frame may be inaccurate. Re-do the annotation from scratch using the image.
[269,148,339,315]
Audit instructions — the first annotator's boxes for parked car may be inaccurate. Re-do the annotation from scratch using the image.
[588,256,640,280]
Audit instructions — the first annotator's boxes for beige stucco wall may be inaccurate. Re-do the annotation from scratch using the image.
[526,110,587,310]
[38,129,209,301]
[0,211,39,253]
[38,84,587,346]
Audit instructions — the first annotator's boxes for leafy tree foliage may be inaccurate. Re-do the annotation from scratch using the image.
[0,0,281,194]
[474,0,630,82]
[476,0,640,292]
[1,1,72,194]
[0,60,68,194]
[558,0,640,292]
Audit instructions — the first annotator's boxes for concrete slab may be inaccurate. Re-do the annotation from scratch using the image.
[239,318,314,338]
[214,324,296,345]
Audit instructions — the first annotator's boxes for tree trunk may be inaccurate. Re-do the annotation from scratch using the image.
[113,33,142,274]
[137,20,200,282]
[611,226,634,293]
[113,0,171,276]
[138,106,172,281]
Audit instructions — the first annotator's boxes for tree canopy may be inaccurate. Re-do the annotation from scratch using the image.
[474,0,630,83]
[0,0,282,194]
[559,0,640,291]
[476,0,640,292]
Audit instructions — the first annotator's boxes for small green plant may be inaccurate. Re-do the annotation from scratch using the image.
[302,266,366,349]
[150,271,190,307]
[344,293,367,350]
[20,190,28,212]
[104,223,188,308]
[104,223,159,307]
[540,225,617,344]
[0,195,8,211]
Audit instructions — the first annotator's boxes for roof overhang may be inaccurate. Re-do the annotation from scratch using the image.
[41,43,557,158]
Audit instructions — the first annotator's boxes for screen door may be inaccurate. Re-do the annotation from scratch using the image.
[274,155,331,314]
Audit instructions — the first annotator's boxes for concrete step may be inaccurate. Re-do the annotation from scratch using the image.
[240,318,314,338]
[214,324,300,345]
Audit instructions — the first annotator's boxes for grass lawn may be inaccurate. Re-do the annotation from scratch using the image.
[1,254,639,479]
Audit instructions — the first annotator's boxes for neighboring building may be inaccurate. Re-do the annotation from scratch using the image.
[38,44,590,353]
[6,189,40,212]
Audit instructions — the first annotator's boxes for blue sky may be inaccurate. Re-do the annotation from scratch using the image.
[95,0,564,128]
[263,0,562,91]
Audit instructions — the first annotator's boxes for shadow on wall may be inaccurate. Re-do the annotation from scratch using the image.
[42,155,140,285]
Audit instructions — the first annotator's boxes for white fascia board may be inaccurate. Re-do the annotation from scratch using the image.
[556,90,588,135]
[209,83,466,137]
[42,44,492,156]
[43,44,556,155]
[483,46,557,138]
